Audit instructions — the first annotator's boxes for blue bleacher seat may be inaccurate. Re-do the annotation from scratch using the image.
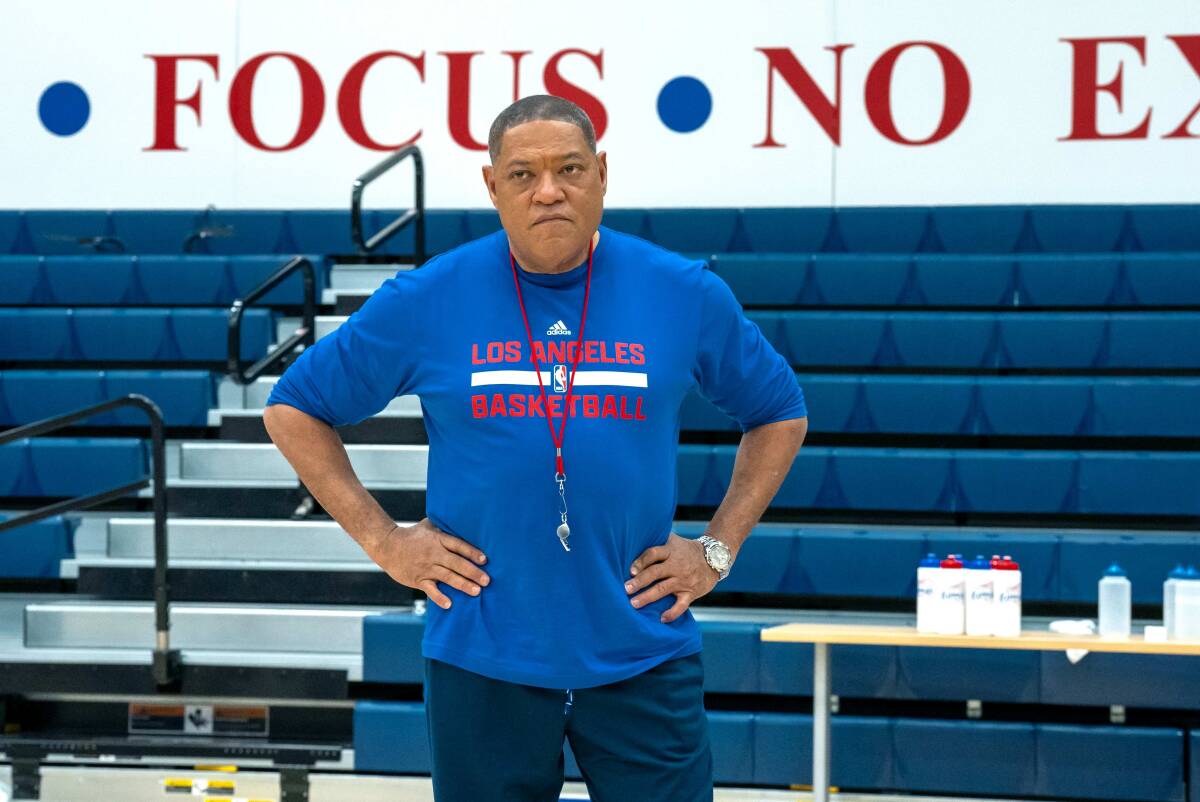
[103,370,214,426]
[835,207,930,253]
[600,209,647,238]
[172,308,272,361]
[889,313,996,368]
[912,255,1016,306]
[74,309,174,361]
[0,212,22,254]
[646,209,738,254]
[834,448,954,511]
[930,206,1027,253]
[463,209,502,242]
[0,309,73,359]
[680,446,1200,516]
[1017,255,1123,306]
[287,210,356,255]
[1130,205,1200,251]
[136,256,230,305]
[799,527,927,598]
[0,308,271,362]
[1036,725,1184,802]
[811,255,912,305]
[864,376,975,435]
[896,648,1041,702]
[0,514,76,578]
[708,255,811,306]
[753,714,894,788]
[362,612,424,684]
[109,210,198,254]
[741,208,833,253]
[229,255,323,306]
[1,370,105,425]
[1107,313,1200,369]
[1054,533,1200,603]
[423,210,468,255]
[1123,254,1200,306]
[765,311,884,366]
[200,210,290,255]
[1079,452,1200,517]
[1030,206,1127,252]
[1093,378,1200,437]
[353,701,429,774]
[0,438,145,496]
[708,712,755,784]
[0,257,47,304]
[892,719,1037,796]
[978,377,1092,436]
[955,450,1079,513]
[1042,650,1200,708]
[43,256,138,305]
[999,313,1106,368]
[23,210,113,255]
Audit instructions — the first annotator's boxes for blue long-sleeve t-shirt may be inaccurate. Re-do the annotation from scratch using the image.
[266,225,807,689]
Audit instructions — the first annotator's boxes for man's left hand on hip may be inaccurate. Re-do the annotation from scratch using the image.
[625,533,721,624]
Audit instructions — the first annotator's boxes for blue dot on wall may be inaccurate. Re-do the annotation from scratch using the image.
[38,82,90,136]
[656,76,712,133]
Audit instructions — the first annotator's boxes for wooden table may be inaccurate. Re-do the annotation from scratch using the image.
[759,622,1200,802]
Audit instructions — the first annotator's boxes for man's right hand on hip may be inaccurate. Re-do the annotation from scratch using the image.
[366,518,490,610]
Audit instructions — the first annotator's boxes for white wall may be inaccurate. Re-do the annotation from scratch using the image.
[2,0,1197,208]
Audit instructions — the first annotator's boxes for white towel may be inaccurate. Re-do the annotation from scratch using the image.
[1049,619,1097,664]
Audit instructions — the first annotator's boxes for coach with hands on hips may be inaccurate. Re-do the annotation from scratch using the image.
[263,95,808,801]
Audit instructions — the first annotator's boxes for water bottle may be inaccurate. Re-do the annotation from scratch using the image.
[936,555,965,635]
[1175,566,1200,641]
[1164,564,1186,639]
[992,555,1022,637]
[916,553,941,634]
[965,555,995,636]
[1098,563,1132,639]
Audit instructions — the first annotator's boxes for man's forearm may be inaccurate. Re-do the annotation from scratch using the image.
[705,416,808,558]
[262,403,397,554]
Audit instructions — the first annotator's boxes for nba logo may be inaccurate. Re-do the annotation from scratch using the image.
[552,364,567,393]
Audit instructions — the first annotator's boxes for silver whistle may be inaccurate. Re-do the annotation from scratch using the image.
[556,522,571,551]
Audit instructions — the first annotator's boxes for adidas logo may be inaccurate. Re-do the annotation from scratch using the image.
[546,319,572,336]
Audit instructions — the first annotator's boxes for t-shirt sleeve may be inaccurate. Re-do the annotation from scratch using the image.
[692,263,807,432]
[265,271,425,427]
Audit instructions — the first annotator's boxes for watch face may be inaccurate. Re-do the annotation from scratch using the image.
[709,542,732,571]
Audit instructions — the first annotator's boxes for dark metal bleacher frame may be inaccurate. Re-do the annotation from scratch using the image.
[350,143,426,262]
[0,394,180,688]
[226,255,316,385]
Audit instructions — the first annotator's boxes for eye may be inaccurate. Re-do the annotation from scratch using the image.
[562,164,581,174]
[510,170,531,180]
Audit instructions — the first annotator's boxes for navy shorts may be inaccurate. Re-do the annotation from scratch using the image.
[423,650,713,802]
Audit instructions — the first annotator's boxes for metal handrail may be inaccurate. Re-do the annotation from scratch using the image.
[0,394,179,688]
[351,143,426,263]
[227,256,316,385]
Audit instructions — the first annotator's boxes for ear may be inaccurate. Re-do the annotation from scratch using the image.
[482,164,499,208]
[597,151,608,197]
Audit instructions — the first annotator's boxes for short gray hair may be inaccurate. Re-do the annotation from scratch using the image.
[487,95,597,162]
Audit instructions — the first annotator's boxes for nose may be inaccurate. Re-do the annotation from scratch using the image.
[532,170,566,205]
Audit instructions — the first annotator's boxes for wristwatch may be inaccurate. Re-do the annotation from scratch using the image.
[698,533,733,581]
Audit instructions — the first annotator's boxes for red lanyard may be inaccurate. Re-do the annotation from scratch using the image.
[508,236,595,479]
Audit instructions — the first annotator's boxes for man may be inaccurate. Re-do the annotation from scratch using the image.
[263,95,808,801]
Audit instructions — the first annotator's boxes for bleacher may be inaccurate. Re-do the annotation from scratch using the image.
[1,204,1199,800]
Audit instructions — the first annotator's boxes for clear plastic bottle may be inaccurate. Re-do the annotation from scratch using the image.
[965,555,995,636]
[1175,566,1200,641]
[1098,563,1132,639]
[917,553,941,634]
[1164,564,1186,640]
[936,555,965,635]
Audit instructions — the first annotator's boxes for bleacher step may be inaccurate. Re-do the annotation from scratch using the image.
[175,442,427,486]
[22,601,378,653]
